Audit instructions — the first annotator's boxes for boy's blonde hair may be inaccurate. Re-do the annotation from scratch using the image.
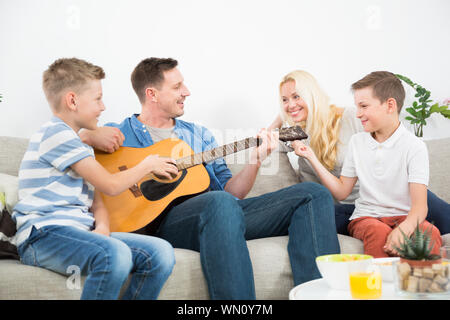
[351,71,405,113]
[42,58,105,109]
[279,70,342,171]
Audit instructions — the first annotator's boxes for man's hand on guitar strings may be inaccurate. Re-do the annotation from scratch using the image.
[250,128,279,166]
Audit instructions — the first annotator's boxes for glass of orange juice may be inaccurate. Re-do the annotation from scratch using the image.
[349,264,382,299]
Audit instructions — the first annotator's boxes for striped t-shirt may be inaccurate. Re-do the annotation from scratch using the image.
[12,116,96,246]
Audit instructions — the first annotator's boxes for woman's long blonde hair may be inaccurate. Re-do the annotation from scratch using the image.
[279,70,342,171]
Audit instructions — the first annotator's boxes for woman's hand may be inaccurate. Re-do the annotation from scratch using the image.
[291,140,316,161]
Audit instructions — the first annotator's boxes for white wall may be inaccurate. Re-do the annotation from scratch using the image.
[1,0,449,143]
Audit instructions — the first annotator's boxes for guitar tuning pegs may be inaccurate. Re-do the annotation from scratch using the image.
[279,125,308,142]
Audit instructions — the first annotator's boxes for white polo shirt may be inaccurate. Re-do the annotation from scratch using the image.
[341,123,429,220]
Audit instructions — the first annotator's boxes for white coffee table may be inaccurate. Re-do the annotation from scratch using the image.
[289,278,403,300]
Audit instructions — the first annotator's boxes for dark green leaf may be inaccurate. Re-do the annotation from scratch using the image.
[406,107,419,117]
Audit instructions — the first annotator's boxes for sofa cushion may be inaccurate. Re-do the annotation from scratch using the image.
[0,135,448,300]
[0,173,19,213]
[425,138,450,203]
[1,233,449,300]
[157,248,209,300]
[0,235,360,300]
[0,259,82,299]
[0,136,29,177]
[226,150,299,198]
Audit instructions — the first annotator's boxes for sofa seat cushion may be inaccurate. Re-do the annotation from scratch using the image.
[0,234,366,300]
[1,234,449,300]
[0,259,82,299]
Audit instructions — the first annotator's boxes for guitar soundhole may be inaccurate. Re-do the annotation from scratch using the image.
[140,169,188,201]
[153,172,179,181]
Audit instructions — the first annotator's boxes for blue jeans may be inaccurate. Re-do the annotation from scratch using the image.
[17,225,175,300]
[335,190,450,235]
[156,182,340,299]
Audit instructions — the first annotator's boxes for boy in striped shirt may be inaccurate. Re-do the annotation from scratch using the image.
[12,58,176,300]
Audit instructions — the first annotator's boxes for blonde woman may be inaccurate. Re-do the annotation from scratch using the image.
[269,70,450,235]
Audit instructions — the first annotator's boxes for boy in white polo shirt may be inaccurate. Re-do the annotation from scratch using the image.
[292,71,442,258]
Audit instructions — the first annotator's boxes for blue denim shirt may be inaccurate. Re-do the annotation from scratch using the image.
[105,114,232,191]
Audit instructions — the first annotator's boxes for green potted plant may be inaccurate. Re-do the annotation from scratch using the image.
[396,74,450,137]
[393,222,448,294]
[393,221,441,266]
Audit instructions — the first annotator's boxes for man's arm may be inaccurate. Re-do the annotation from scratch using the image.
[224,161,260,199]
[224,129,278,199]
[79,127,125,153]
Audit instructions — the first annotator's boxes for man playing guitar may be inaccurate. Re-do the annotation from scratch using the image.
[80,57,340,299]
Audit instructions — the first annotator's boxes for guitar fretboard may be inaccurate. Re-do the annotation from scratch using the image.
[176,137,260,170]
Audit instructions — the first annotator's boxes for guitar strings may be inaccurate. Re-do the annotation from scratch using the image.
[175,138,258,170]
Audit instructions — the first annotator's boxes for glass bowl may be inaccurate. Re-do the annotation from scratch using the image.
[393,260,450,299]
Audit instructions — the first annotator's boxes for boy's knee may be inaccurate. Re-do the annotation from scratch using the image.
[420,222,442,251]
[350,218,391,240]
[91,239,133,277]
[154,239,176,274]
[364,222,391,240]
[420,222,441,236]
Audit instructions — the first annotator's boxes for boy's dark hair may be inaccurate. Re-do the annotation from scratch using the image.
[131,57,178,103]
[351,71,405,113]
[43,58,105,110]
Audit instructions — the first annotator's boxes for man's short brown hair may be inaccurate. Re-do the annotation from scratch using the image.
[42,58,105,109]
[351,71,405,113]
[131,57,178,104]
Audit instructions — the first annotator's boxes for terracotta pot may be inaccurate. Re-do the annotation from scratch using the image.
[399,257,442,268]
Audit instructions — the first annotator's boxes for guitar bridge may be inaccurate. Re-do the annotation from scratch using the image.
[118,165,143,197]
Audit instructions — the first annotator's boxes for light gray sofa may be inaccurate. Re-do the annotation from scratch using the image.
[0,136,449,300]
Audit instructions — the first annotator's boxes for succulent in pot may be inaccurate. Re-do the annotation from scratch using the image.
[393,222,449,294]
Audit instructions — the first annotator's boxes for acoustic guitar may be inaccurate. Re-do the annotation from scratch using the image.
[94,126,307,232]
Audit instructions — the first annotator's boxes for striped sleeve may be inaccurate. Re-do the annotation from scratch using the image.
[39,124,93,171]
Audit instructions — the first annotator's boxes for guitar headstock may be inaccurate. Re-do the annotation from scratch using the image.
[278,126,308,142]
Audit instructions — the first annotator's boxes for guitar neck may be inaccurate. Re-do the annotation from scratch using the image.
[176,137,261,170]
